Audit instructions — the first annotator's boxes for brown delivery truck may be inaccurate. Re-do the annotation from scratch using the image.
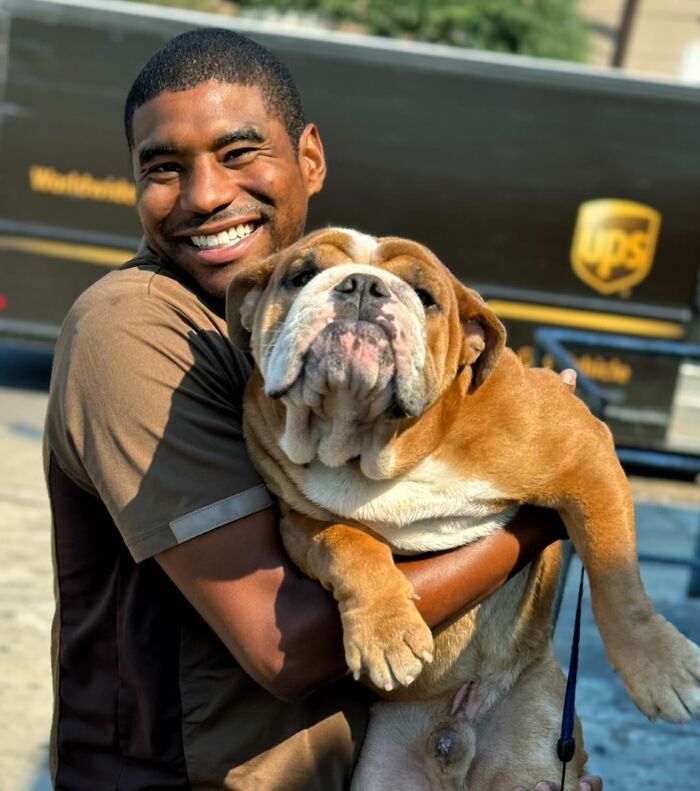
[1,0,700,463]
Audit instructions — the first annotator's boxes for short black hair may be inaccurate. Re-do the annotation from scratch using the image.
[124,28,306,150]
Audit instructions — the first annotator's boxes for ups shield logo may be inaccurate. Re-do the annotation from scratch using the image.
[571,199,661,295]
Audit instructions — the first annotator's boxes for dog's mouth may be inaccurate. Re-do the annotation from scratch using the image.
[272,319,402,467]
[278,319,396,407]
[267,316,433,425]
[308,320,395,375]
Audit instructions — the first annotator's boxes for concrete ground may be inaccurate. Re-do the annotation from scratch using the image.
[0,350,54,791]
[553,492,700,789]
[1,348,699,790]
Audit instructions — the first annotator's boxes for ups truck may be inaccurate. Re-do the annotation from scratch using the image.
[2,0,700,464]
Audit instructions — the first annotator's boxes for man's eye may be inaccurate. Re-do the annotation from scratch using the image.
[414,288,438,309]
[289,270,316,288]
[147,162,182,175]
[225,147,256,162]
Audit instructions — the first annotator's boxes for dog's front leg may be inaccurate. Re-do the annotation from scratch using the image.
[281,509,434,691]
[559,460,700,723]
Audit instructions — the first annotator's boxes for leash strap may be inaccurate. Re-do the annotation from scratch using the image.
[557,565,585,789]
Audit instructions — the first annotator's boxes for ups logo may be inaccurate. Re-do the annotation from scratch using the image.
[570,199,661,296]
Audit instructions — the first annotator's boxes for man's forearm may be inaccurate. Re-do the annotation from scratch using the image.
[286,506,566,695]
[160,505,566,700]
[398,505,567,627]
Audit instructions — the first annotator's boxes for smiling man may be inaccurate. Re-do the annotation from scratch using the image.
[129,73,323,299]
[44,28,602,790]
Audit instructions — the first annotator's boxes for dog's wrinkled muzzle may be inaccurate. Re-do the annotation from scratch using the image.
[305,321,396,399]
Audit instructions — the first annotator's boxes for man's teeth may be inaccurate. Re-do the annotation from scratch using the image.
[191,223,256,249]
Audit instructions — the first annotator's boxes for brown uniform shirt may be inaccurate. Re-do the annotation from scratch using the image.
[44,253,371,790]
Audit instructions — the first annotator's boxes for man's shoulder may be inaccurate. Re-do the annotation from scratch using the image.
[74,253,186,313]
[66,252,222,337]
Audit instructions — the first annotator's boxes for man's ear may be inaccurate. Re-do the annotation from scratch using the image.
[297,123,326,198]
[225,255,278,351]
[450,274,506,387]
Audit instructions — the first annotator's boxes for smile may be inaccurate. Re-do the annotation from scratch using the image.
[190,222,258,250]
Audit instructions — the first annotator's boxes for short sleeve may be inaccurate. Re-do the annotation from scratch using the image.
[45,268,273,561]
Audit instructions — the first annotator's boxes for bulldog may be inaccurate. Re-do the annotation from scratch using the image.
[225,227,700,789]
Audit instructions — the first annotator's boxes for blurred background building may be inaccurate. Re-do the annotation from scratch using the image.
[132,0,700,82]
[582,0,700,80]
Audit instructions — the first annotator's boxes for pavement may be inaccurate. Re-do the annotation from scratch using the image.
[553,489,700,789]
[1,348,699,790]
[0,350,54,791]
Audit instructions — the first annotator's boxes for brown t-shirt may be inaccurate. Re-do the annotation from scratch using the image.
[44,253,371,790]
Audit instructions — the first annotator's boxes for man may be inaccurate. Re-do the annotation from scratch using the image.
[45,27,602,790]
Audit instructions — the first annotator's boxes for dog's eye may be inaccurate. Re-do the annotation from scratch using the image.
[414,288,437,310]
[289,270,316,289]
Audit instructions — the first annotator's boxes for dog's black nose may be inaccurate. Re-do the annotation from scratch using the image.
[334,273,390,300]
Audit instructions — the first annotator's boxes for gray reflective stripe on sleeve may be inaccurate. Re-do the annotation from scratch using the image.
[169,484,274,544]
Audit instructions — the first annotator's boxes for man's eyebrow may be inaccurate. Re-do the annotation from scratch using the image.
[213,128,265,149]
[138,129,264,168]
[138,144,177,168]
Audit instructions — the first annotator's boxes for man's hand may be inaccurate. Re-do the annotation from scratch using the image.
[512,772,602,791]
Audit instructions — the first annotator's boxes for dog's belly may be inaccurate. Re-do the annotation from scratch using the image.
[300,456,517,553]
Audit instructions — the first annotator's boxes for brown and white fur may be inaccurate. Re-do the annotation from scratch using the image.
[226,227,700,790]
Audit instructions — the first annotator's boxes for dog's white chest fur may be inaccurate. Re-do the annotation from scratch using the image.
[301,456,516,553]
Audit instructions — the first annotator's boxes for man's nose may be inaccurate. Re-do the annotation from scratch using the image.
[180,158,238,215]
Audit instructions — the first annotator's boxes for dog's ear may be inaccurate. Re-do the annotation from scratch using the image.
[225,254,279,351]
[449,274,505,387]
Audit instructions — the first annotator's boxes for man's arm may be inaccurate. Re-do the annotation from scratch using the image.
[157,504,564,701]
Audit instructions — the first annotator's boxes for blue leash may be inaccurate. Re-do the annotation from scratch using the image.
[557,565,585,789]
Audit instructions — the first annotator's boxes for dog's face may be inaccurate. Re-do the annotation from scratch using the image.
[226,227,505,469]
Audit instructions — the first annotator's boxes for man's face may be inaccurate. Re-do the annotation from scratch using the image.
[131,80,326,299]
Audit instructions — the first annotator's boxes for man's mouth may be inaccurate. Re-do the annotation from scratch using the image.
[188,221,259,250]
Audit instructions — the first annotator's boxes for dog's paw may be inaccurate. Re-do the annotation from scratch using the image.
[614,615,700,722]
[340,592,434,691]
